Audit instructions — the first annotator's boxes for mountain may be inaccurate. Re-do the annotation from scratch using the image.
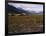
[8,5,26,14]
[26,11,43,15]
[37,11,43,15]
[8,5,43,15]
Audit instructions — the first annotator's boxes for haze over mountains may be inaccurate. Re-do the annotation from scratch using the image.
[8,5,43,15]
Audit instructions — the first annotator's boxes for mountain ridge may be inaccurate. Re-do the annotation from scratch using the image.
[8,5,43,15]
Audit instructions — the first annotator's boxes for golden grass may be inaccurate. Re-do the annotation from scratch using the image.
[8,15,43,32]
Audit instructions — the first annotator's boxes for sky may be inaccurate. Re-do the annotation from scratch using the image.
[8,2,43,13]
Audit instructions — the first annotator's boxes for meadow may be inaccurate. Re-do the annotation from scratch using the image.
[8,15,43,33]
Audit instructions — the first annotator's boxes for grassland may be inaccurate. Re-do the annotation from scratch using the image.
[8,15,43,33]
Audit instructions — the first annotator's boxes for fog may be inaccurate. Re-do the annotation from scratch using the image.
[8,3,43,13]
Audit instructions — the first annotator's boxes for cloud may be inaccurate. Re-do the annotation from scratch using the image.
[8,2,43,13]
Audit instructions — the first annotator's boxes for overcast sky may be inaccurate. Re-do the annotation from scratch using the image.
[8,3,43,13]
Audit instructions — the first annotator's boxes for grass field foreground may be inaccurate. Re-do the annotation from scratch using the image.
[8,15,43,33]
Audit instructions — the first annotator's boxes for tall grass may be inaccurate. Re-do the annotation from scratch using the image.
[8,15,43,32]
